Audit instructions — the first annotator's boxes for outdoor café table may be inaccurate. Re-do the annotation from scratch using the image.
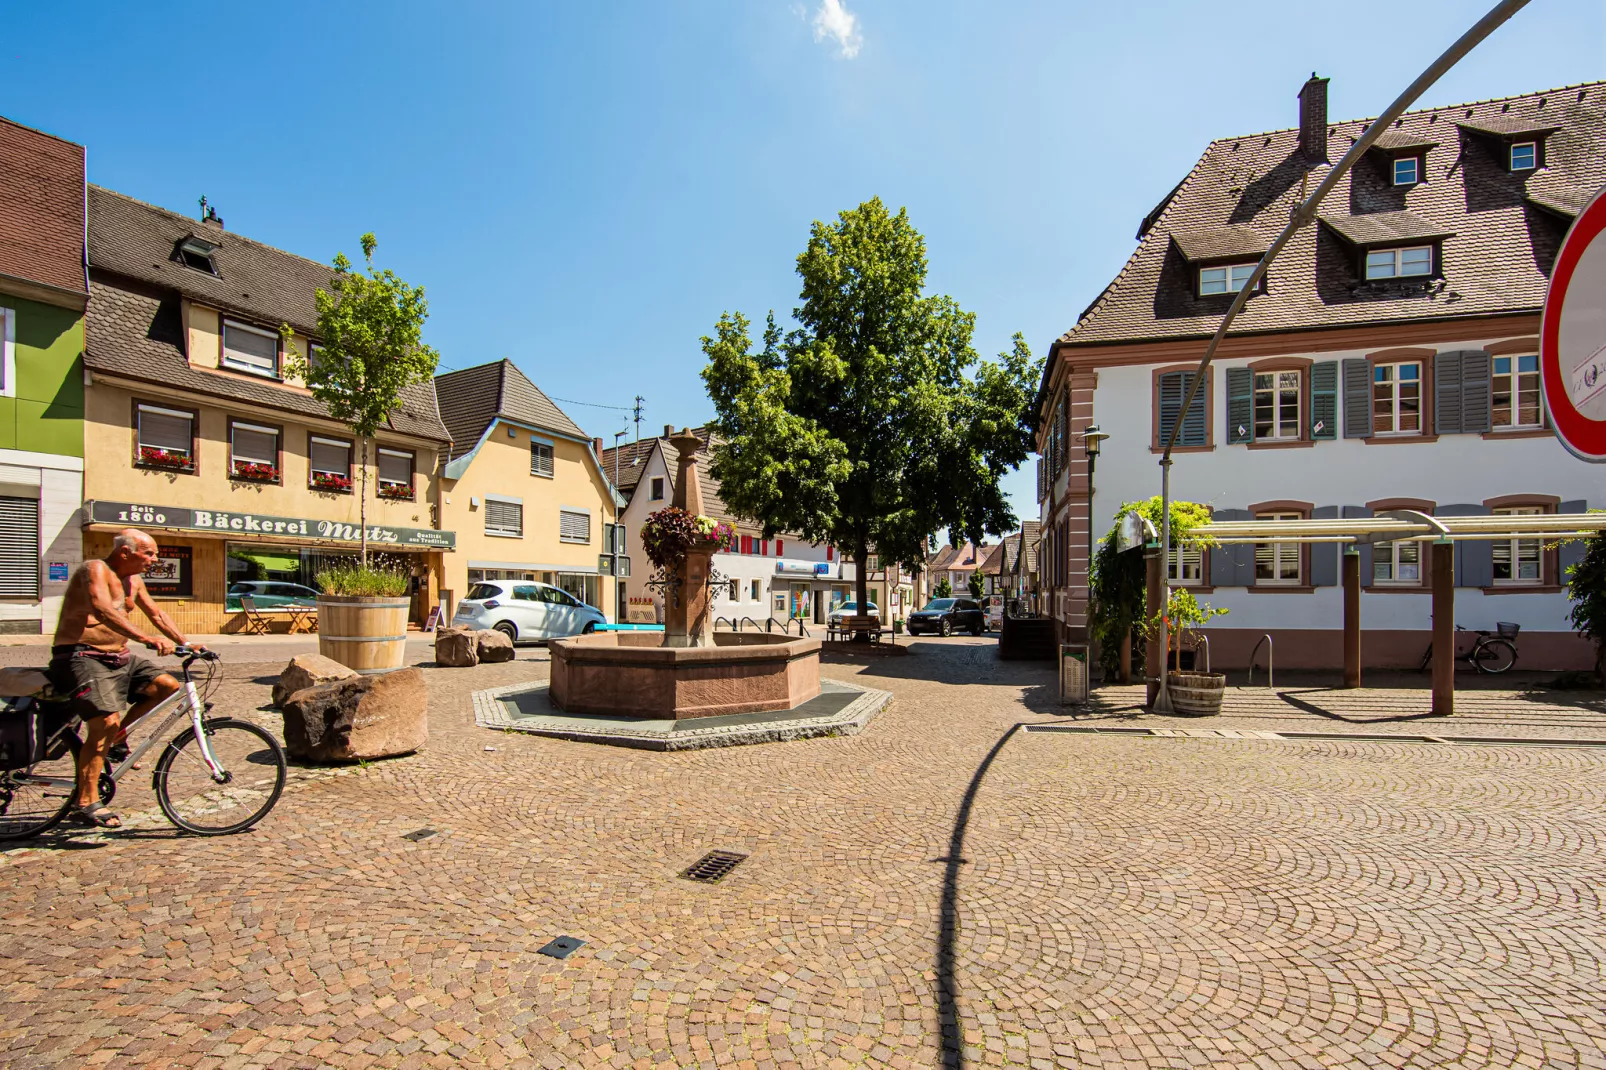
[285,605,318,634]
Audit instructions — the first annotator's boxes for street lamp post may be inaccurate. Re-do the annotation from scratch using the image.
[1081,425,1109,675]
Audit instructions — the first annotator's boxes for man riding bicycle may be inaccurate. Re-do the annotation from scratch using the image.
[49,528,199,828]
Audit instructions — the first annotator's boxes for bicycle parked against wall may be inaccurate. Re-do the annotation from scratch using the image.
[0,647,287,839]
[1417,622,1520,675]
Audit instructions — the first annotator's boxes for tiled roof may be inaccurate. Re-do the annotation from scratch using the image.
[980,541,1008,574]
[84,275,449,441]
[927,546,957,572]
[597,437,659,493]
[1057,81,1606,351]
[433,359,586,461]
[0,117,86,298]
[1170,225,1269,262]
[1527,183,1595,219]
[1457,115,1561,138]
[603,427,750,532]
[1368,129,1440,152]
[89,186,342,336]
[1320,209,1454,247]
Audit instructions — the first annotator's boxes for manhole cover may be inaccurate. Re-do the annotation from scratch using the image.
[538,936,584,959]
[401,828,438,841]
[680,850,748,883]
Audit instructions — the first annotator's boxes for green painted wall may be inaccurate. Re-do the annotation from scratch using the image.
[1,293,84,457]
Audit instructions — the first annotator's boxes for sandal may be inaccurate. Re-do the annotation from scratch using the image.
[70,802,122,829]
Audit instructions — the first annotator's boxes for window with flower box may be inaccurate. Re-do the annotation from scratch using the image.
[136,403,197,472]
[309,435,353,493]
[377,448,415,501]
[229,421,280,483]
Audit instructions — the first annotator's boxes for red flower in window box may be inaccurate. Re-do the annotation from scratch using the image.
[310,471,352,492]
[138,446,193,471]
[231,459,279,483]
[377,481,414,501]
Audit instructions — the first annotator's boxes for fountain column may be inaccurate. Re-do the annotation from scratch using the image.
[664,429,715,649]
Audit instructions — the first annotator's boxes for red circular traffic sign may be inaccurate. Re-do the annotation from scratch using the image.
[1542,183,1606,462]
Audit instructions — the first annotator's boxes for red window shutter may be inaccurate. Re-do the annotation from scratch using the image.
[760,540,768,556]
[826,545,834,561]
[776,539,784,556]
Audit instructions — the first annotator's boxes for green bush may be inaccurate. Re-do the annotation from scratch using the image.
[315,565,411,597]
[1090,496,1214,681]
[1566,526,1606,685]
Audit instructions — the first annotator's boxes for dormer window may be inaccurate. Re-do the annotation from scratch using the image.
[175,235,219,276]
[1365,245,1432,280]
[222,319,280,377]
[1509,141,1537,171]
[1392,157,1419,186]
[1199,263,1257,295]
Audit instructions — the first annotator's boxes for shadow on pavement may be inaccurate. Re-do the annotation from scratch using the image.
[1274,689,1445,724]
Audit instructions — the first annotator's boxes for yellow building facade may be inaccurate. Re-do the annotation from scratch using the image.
[434,360,618,618]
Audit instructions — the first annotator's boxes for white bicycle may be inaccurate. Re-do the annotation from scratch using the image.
[0,647,287,838]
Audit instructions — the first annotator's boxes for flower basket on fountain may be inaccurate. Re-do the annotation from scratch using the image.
[640,507,736,580]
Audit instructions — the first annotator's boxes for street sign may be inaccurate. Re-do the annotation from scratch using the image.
[1541,182,1606,463]
[1116,512,1157,552]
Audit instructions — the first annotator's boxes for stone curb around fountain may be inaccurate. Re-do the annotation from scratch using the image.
[471,677,892,751]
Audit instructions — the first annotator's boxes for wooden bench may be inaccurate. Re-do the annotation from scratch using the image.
[828,615,891,644]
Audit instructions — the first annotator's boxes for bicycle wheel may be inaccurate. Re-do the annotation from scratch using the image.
[0,732,80,840]
[153,718,287,835]
[1473,638,1517,674]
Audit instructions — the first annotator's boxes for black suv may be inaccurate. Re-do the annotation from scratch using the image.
[907,598,986,637]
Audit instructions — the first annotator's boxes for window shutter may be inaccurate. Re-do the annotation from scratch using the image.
[378,449,411,484]
[1560,499,1590,580]
[0,496,40,598]
[776,539,784,556]
[232,426,277,465]
[1342,359,1372,438]
[1341,505,1373,580]
[485,499,522,535]
[1435,351,1464,434]
[138,407,193,452]
[1310,361,1338,439]
[1206,508,1254,586]
[310,437,350,475]
[1226,367,1254,444]
[559,509,591,543]
[530,442,554,477]
[1436,504,1490,586]
[1458,350,1492,433]
[1157,371,1207,447]
[1310,505,1340,585]
[222,323,278,374]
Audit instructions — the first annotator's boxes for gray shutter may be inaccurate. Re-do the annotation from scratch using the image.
[1311,505,1339,585]
[1226,367,1254,444]
[1158,371,1208,448]
[485,499,522,536]
[1311,361,1338,440]
[1343,359,1372,438]
[1207,508,1255,586]
[1342,506,1373,582]
[559,509,591,543]
[1459,350,1492,433]
[0,496,40,598]
[1560,499,1590,581]
[1435,504,1489,586]
[1157,372,1183,447]
[1435,351,1463,434]
[1181,371,1207,446]
[310,437,350,476]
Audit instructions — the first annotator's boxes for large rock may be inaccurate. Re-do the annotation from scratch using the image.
[434,626,479,668]
[271,653,358,707]
[475,629,516,663]
[281,668,428,763]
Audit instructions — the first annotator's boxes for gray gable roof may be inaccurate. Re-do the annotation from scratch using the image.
[433,359,587,460]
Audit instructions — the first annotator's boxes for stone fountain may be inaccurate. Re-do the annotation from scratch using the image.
[547,431,824,720]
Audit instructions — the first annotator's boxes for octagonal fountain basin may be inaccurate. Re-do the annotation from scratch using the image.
[549,632,822,719]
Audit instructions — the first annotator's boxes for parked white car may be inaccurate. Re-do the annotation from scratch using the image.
[452,581,606,643]
[827,600,879,625]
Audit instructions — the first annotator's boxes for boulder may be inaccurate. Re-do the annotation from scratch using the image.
[434,626,479,668]
[475,629,516,663]
[271,653,359,707]
[281,668,428,763]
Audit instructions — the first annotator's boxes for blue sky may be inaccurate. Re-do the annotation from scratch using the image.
[5,1,1601,528]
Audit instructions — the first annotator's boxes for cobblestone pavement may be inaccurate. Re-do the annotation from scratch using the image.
[2,637,1604,1069]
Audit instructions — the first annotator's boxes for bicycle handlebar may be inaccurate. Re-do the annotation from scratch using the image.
[175,645,219,661]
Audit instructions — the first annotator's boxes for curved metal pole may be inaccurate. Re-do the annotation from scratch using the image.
[1152,0,1532,712]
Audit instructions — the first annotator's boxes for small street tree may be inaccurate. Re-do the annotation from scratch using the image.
[1566,528,1606,685]
[967,572,985,600]
[934,577,953,599]
[702,199,1041,632]
[283,234,440,565]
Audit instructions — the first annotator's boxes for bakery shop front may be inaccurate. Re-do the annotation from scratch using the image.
[83,500,455,634]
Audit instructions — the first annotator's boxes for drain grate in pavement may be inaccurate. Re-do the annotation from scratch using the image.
[680,850,748,883]
[537,936,585,959]
[401,828,438,841]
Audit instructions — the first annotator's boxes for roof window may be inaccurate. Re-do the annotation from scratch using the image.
[1365,245,1432,280]
[1392,157,1419,186]
[1199,263,1257,295]
[1509,141,1537,171]
[175,235,219,276]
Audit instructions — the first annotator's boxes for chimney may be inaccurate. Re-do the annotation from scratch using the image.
[1299,73,1330,162]
[592,437,603,460]
[663,424,674,440]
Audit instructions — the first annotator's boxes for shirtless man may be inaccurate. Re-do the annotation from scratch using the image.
[50,529,196,828]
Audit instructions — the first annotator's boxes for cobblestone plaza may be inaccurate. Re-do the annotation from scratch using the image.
[2,639,1604,1069]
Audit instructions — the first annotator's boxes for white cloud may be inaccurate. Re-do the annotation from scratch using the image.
[812,0,862,58]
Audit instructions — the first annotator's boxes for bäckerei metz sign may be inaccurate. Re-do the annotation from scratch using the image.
[87,500,456,551]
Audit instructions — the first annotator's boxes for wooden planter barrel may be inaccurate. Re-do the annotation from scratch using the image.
[1167,671,1227,716]
[317,595,410,673]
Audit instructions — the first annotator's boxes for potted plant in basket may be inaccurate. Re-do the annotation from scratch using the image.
[314,563,413,672]
[1151,587,1229,715]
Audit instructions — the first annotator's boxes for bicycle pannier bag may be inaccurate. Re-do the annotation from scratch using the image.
[0,699,72,770]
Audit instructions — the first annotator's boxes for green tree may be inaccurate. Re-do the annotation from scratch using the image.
[967,571,985,600]
[1090,496,1215,681]
[1566,528,1606,685]
[701,199,1041,632]
[934,577,953,599]
[282,234,440,564]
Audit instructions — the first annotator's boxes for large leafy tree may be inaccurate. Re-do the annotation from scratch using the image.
[702,198,1041,624]
[283,234,440,563]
